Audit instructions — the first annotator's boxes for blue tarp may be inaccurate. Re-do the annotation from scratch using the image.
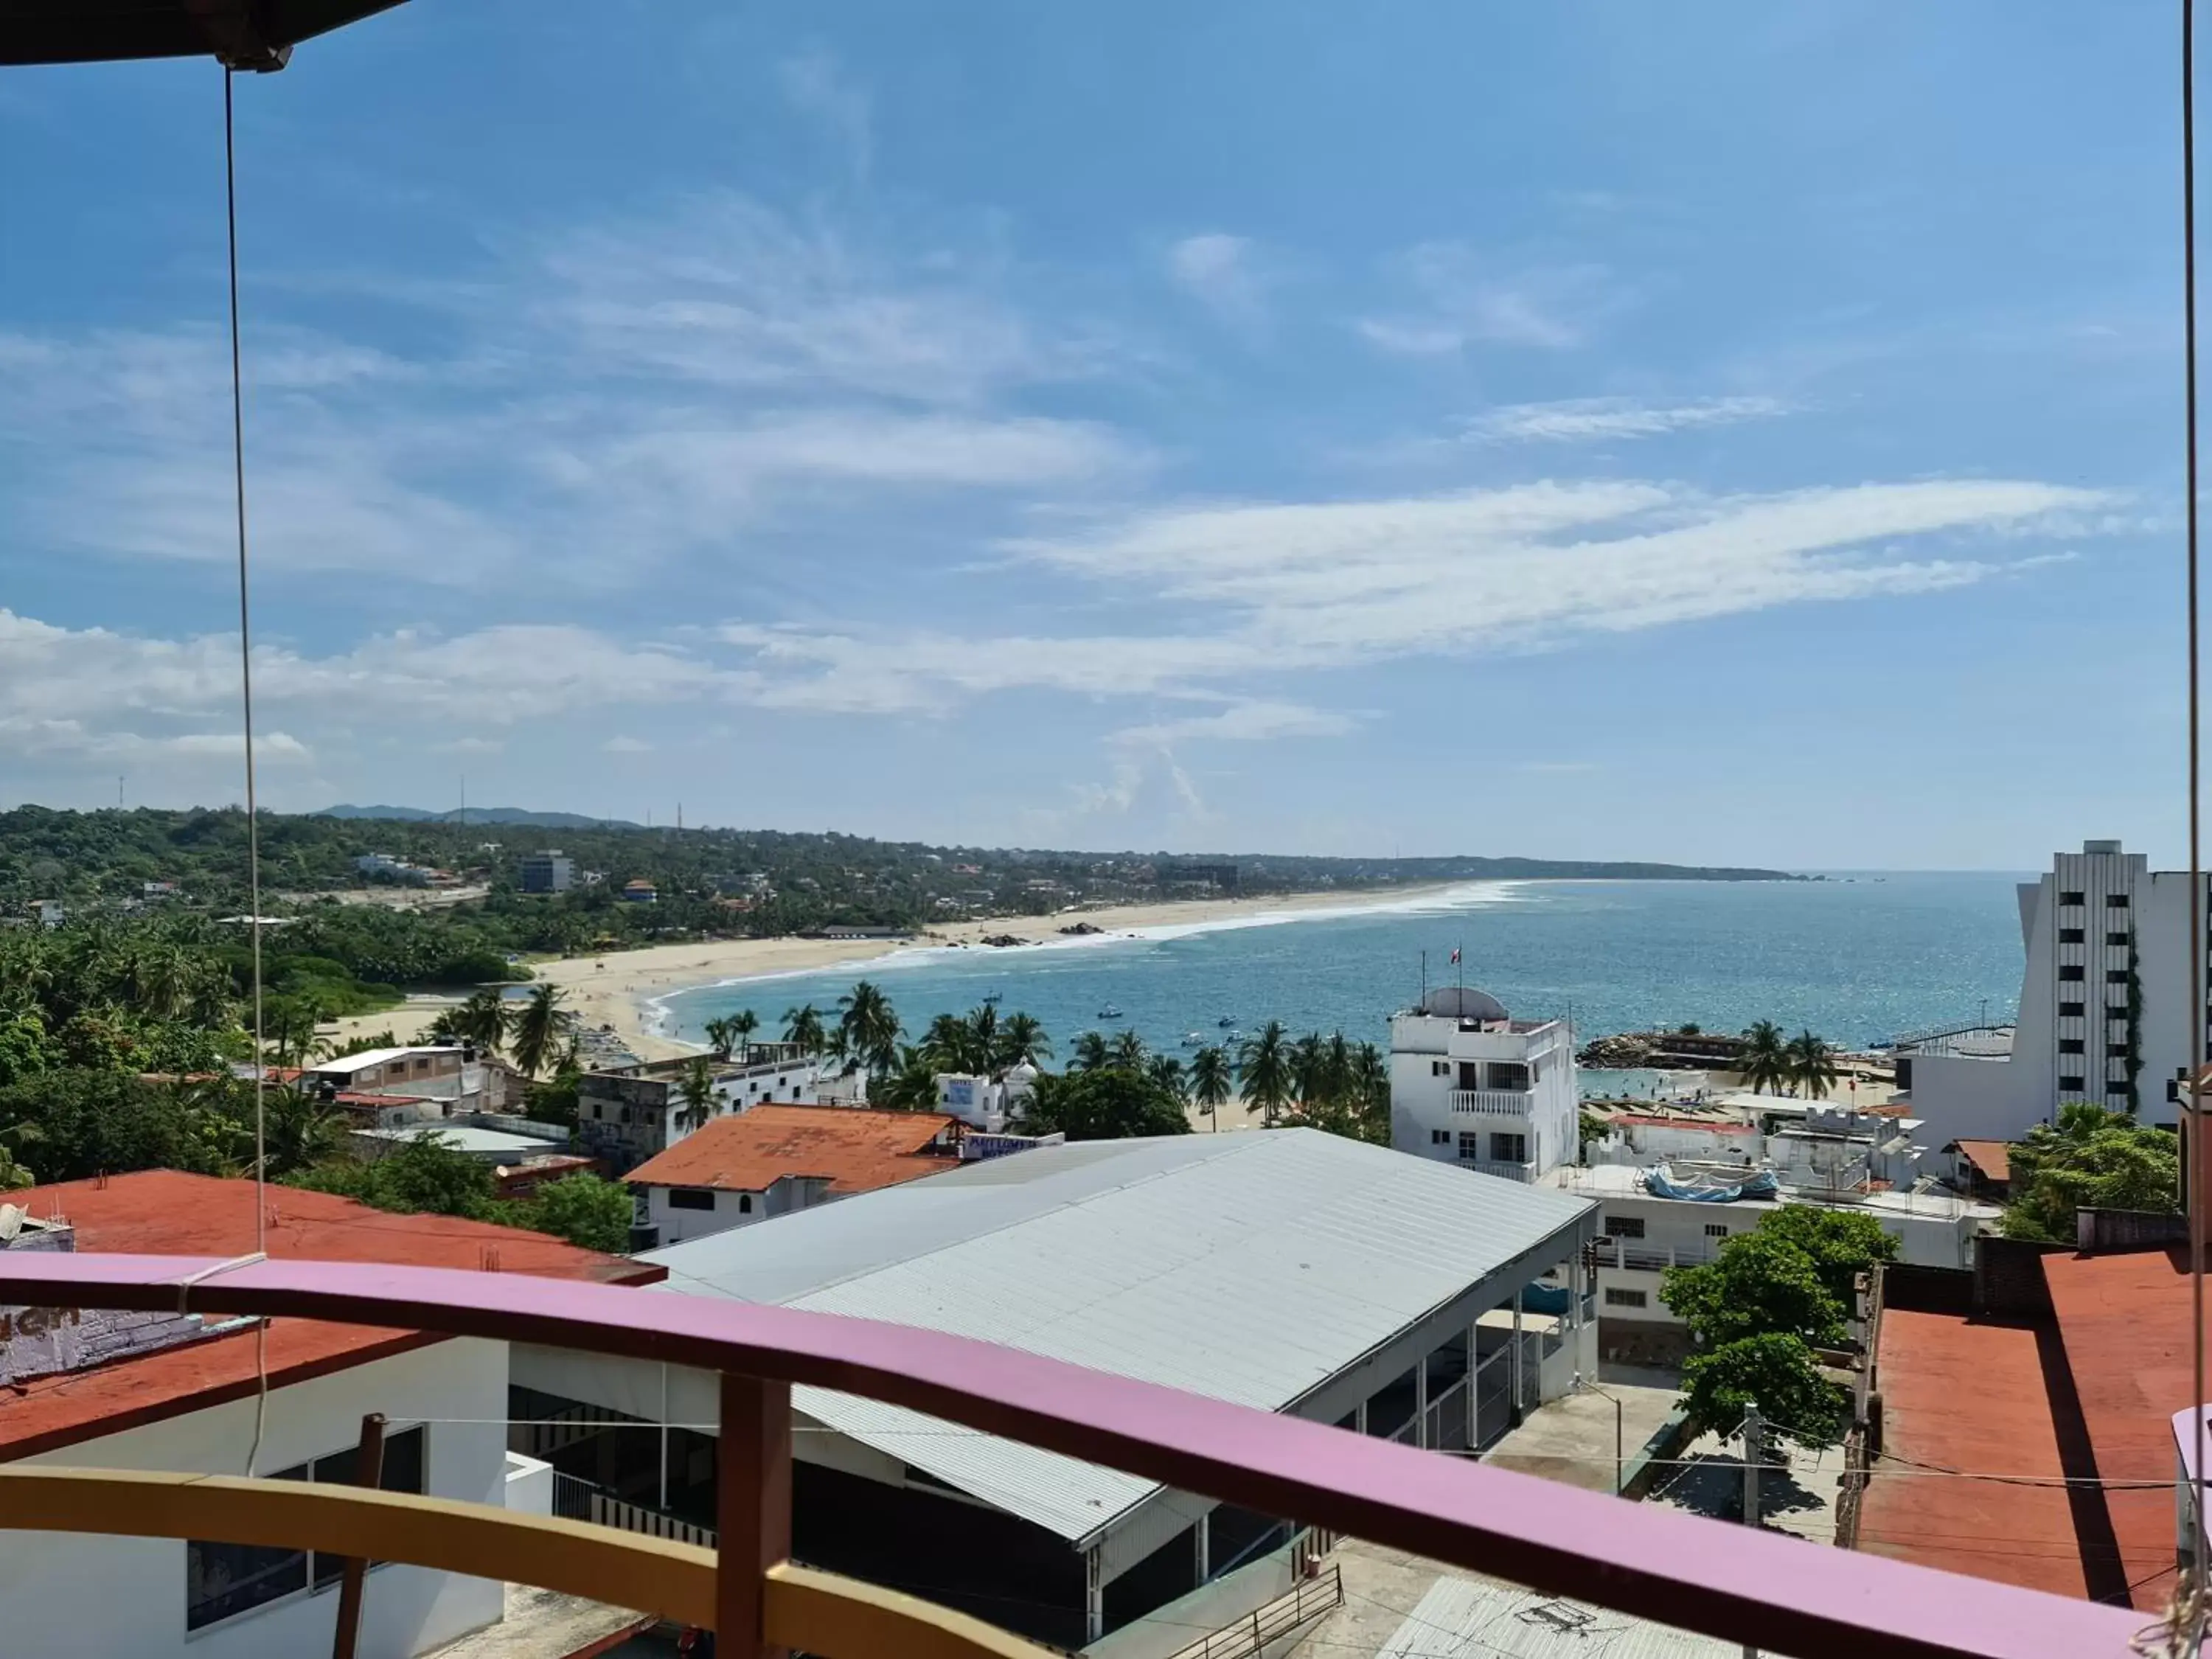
[1517,1282,1574,1316]
[1640,1164,1779,1203]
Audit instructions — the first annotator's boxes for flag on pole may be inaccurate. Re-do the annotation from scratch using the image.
[1449,947,1461,964]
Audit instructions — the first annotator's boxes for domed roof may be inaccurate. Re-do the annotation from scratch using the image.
[1419,986,1509,1022]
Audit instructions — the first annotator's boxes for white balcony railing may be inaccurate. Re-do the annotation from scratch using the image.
[1450,1088,1533,1115]
[1463,1159,1534,1183]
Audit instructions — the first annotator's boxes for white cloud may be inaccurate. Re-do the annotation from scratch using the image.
[1468,395,1792,445]
[1110,700,1356,747]
[602,735,653,754]
[779,47,872,181]
[1166,234,1269,330]
[1359,246,1619,355]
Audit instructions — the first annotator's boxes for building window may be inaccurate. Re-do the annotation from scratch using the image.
[2059,1074,2086,1092]
[1604,1288,1648,1309]
[1430,1130,1450,1146]
[1489,1132,1528,1164]
[2059,966,2084,982]
[737,1194,754,1214]
[2107,970,2129,984]
[2059,1039,2085,1054]
[1601,1214,1646,1239]
[1457,1132,1482,1161]
[1703,1223,1730,1239]
[1431,1060,1450,1077]
[667,1187,714,1211]
[2107,931,2130,947]
[2107,894,2131,908]
[2059,927,2085,944]
[187,1427,426,1630]
[2059,890,2085,905]
[2059,1001,2085,1018]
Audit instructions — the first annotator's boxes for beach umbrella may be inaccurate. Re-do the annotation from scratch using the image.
[2,0,408,70]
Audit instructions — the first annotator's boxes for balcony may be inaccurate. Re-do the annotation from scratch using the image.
[1462,1159,1534,1183]
[1450,1088,1532,1115]
[0,1252,2147,1659]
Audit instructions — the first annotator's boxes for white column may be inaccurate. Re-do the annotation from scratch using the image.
[1085,1545,1105,1644]
[1193,1510,1211,1582]
[1355,1399,1368,1435]
[1416,1354,1430,1450]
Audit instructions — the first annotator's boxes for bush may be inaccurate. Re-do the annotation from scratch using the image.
[1021,1067,1190,1141]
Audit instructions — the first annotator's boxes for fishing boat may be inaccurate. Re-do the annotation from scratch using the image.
[1096,1004,1123,1020]
[1180,1032,1206,1047]
[981,992,1002,1005]
[1216,1014,1236,1027]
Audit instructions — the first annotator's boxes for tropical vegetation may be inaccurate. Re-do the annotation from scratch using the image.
[1735,1020,1844,1099]
[2000,1104,2179,1242]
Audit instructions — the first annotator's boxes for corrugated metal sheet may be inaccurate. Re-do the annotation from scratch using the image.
[1377,1576,1737,1659]
[648,1131,1591,1543]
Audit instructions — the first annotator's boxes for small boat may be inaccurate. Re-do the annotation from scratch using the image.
[1216,1015,1236,1027]
[981,992,1002,1005]
[1180,1032,1206,1048]
[1096,1005,1123,1020]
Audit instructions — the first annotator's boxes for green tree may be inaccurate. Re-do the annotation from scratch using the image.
[435,987,509,1056]
[1751,1206,1898,1307]
[291,1131,495,1217]
[517,1172,633,1253]
[995,1012,1051,1069]
[0,1012,58,1088]
[509,983,568,1079]
[1785,1030,1839,1100]
[1070,1030,1110,1073]
[873,1044,945,1113]
[674,1056,719,1135]
[1107,1028,1148,1070]
[782,1002,827,1056]
[836,981,901,1075]
[1350,1041,1389,1116]
[1146,1054,1187,1099]
[1680,1333,1848,1447]
[1189,1046,1234,1121]
[0,1121,44,1190]
[260,1085,345,1178]
[1662,1225,1851,1351]
[1021,1067,1190,1141]
[2003,1105,2179,1242]
[1237,1021,1294,1125]
[1738,1021,1789,1096]
[922,1012,987,1074]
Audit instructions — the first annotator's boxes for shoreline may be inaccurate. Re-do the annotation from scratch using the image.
[324,880,1500,1062]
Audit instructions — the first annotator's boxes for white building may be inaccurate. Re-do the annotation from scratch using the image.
[933,1062,1038,1133]
[1388,987,1578,1182]
[1897,838,2202,1142]
[0,1170,651,1659]
[574,1045,849,1174]
[1543,1162,1997,1366]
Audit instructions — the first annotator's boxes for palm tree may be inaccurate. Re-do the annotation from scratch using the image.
[837,981,902,1075]
[1786,1030,1840,1101]
[704,1015,739,1060]
[1147,1054,1188,1099]
[1071,1030,1111,1073]
[1107,1029,1148,1070]
[728,1008,759,1061]
[509,983,568,1079]
[995,1012,1051,1070]
[262,996,322,1072]
[965,1004,1000,1069]
[874,1045,944,1112]
[675,1056,719,1135]
[1289,1032,1328,1109]
[1237,1020,1294,1125]
[782,1002,827,1056]
[1189,1046,1234,1127]
[261,1088,343,1178]
[0,1121,43,1191]
[1351,1041,1390,1115]
[444,987,509,1056]
[923,1012,986,1074]
[1738,1020,1790,1096]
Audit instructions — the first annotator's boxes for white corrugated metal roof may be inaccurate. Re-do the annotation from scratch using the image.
[1377,1576,1736,1659]
[647,1131,1591,1543]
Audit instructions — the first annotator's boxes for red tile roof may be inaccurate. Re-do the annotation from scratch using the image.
[1952,1138,2012,1183]
[0,1170,660,1461]
[624,1105,960,1197]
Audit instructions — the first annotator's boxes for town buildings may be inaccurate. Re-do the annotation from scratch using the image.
[1894,838,2205,1142]
[1387,986,1579,1182]
[0,1171,653,1659]
[517,850,574,894]
[573,1045,855,1174]
[622,1105,962,1246]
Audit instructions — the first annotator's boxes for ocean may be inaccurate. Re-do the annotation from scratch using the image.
[650,874,2027,1082]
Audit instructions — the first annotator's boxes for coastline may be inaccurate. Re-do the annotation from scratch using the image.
[324,881,1489,1062]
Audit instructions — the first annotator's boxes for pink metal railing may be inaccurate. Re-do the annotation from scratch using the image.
[0,1251,2151,1659]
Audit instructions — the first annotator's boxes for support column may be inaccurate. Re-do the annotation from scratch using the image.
[1510,1287,1525,1424]
[1354,1399,1368,1435]
[1193,1510,1211,1583]
[1085,1545,1105,1644]
[1416,1354,1430,1450]
[717,1371,792,1659]
[1465,1321,1479,1447]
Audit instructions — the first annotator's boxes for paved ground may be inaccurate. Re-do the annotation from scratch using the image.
[1478,1377,1680,1492]
[1285,1539,1479,1659]
[423,1586,650,1659]
[1643,1425,1843,1545]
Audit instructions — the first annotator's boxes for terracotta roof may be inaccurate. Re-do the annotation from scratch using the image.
[1952,1138,2012,1183]
[0,1170,660,1461]
[625,1105,960,1197]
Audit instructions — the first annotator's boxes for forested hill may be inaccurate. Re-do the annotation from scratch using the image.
[0,804,1799,919]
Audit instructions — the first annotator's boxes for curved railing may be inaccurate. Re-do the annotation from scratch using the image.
[0,1252,2149,1659]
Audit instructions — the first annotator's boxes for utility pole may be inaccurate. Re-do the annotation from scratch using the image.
[1741,1405,1761,1659]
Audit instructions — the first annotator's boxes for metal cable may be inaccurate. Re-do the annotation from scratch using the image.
[223,64,273,1480]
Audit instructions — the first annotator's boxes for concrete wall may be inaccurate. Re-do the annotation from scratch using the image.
[2,1337,509,1659]
[1085,1533,1305,1659]
[504,1451,554,1517]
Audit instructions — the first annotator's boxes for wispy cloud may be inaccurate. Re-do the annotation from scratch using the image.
[779,46,873,182]
[1467,394,1793,445]
[1166,233,1270,330]
[1359,245,1621,355]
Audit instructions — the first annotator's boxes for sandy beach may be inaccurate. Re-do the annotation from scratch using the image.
[323,883,1472,1062]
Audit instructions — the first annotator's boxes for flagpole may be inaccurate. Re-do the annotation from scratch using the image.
[1420,950,1427,1006]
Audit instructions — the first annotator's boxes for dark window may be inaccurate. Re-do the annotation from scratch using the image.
[667,1187,714,1211]
[2059,1074,2086,1092]
[1430,1129,1450,1146]
[188,1429,426,1627]
[2059,927,2085,944]
[1604,1288,1648,1309]
[737,1194,754,1214]
[1457,1132,1481,1160]
[1703,1222,1730,1239]
[2059,966,2084,982]
[2059,1001,2086,1017]
[2107,970,2129,984]
[2059,890,2085,905]
[2107,894,2131,908]
[2059,1039,2085,1054]
[2107,931,2130,947]
[1430,1060,1450,1077]
[1489,1132,1528,1164]
[1602,1214,1646,1239]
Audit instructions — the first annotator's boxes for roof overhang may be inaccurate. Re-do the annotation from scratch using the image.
[0,0,408,70]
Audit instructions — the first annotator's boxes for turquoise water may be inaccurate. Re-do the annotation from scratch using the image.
[652,874,2026,1068]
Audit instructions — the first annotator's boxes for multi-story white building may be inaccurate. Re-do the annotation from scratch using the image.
[1388,987,1577,1182]
[1897,838,2203,1143]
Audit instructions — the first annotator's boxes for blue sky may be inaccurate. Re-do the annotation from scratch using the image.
[0,2,2190,867]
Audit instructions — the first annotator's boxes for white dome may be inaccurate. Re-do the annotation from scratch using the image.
[1420,987,1509,1022]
